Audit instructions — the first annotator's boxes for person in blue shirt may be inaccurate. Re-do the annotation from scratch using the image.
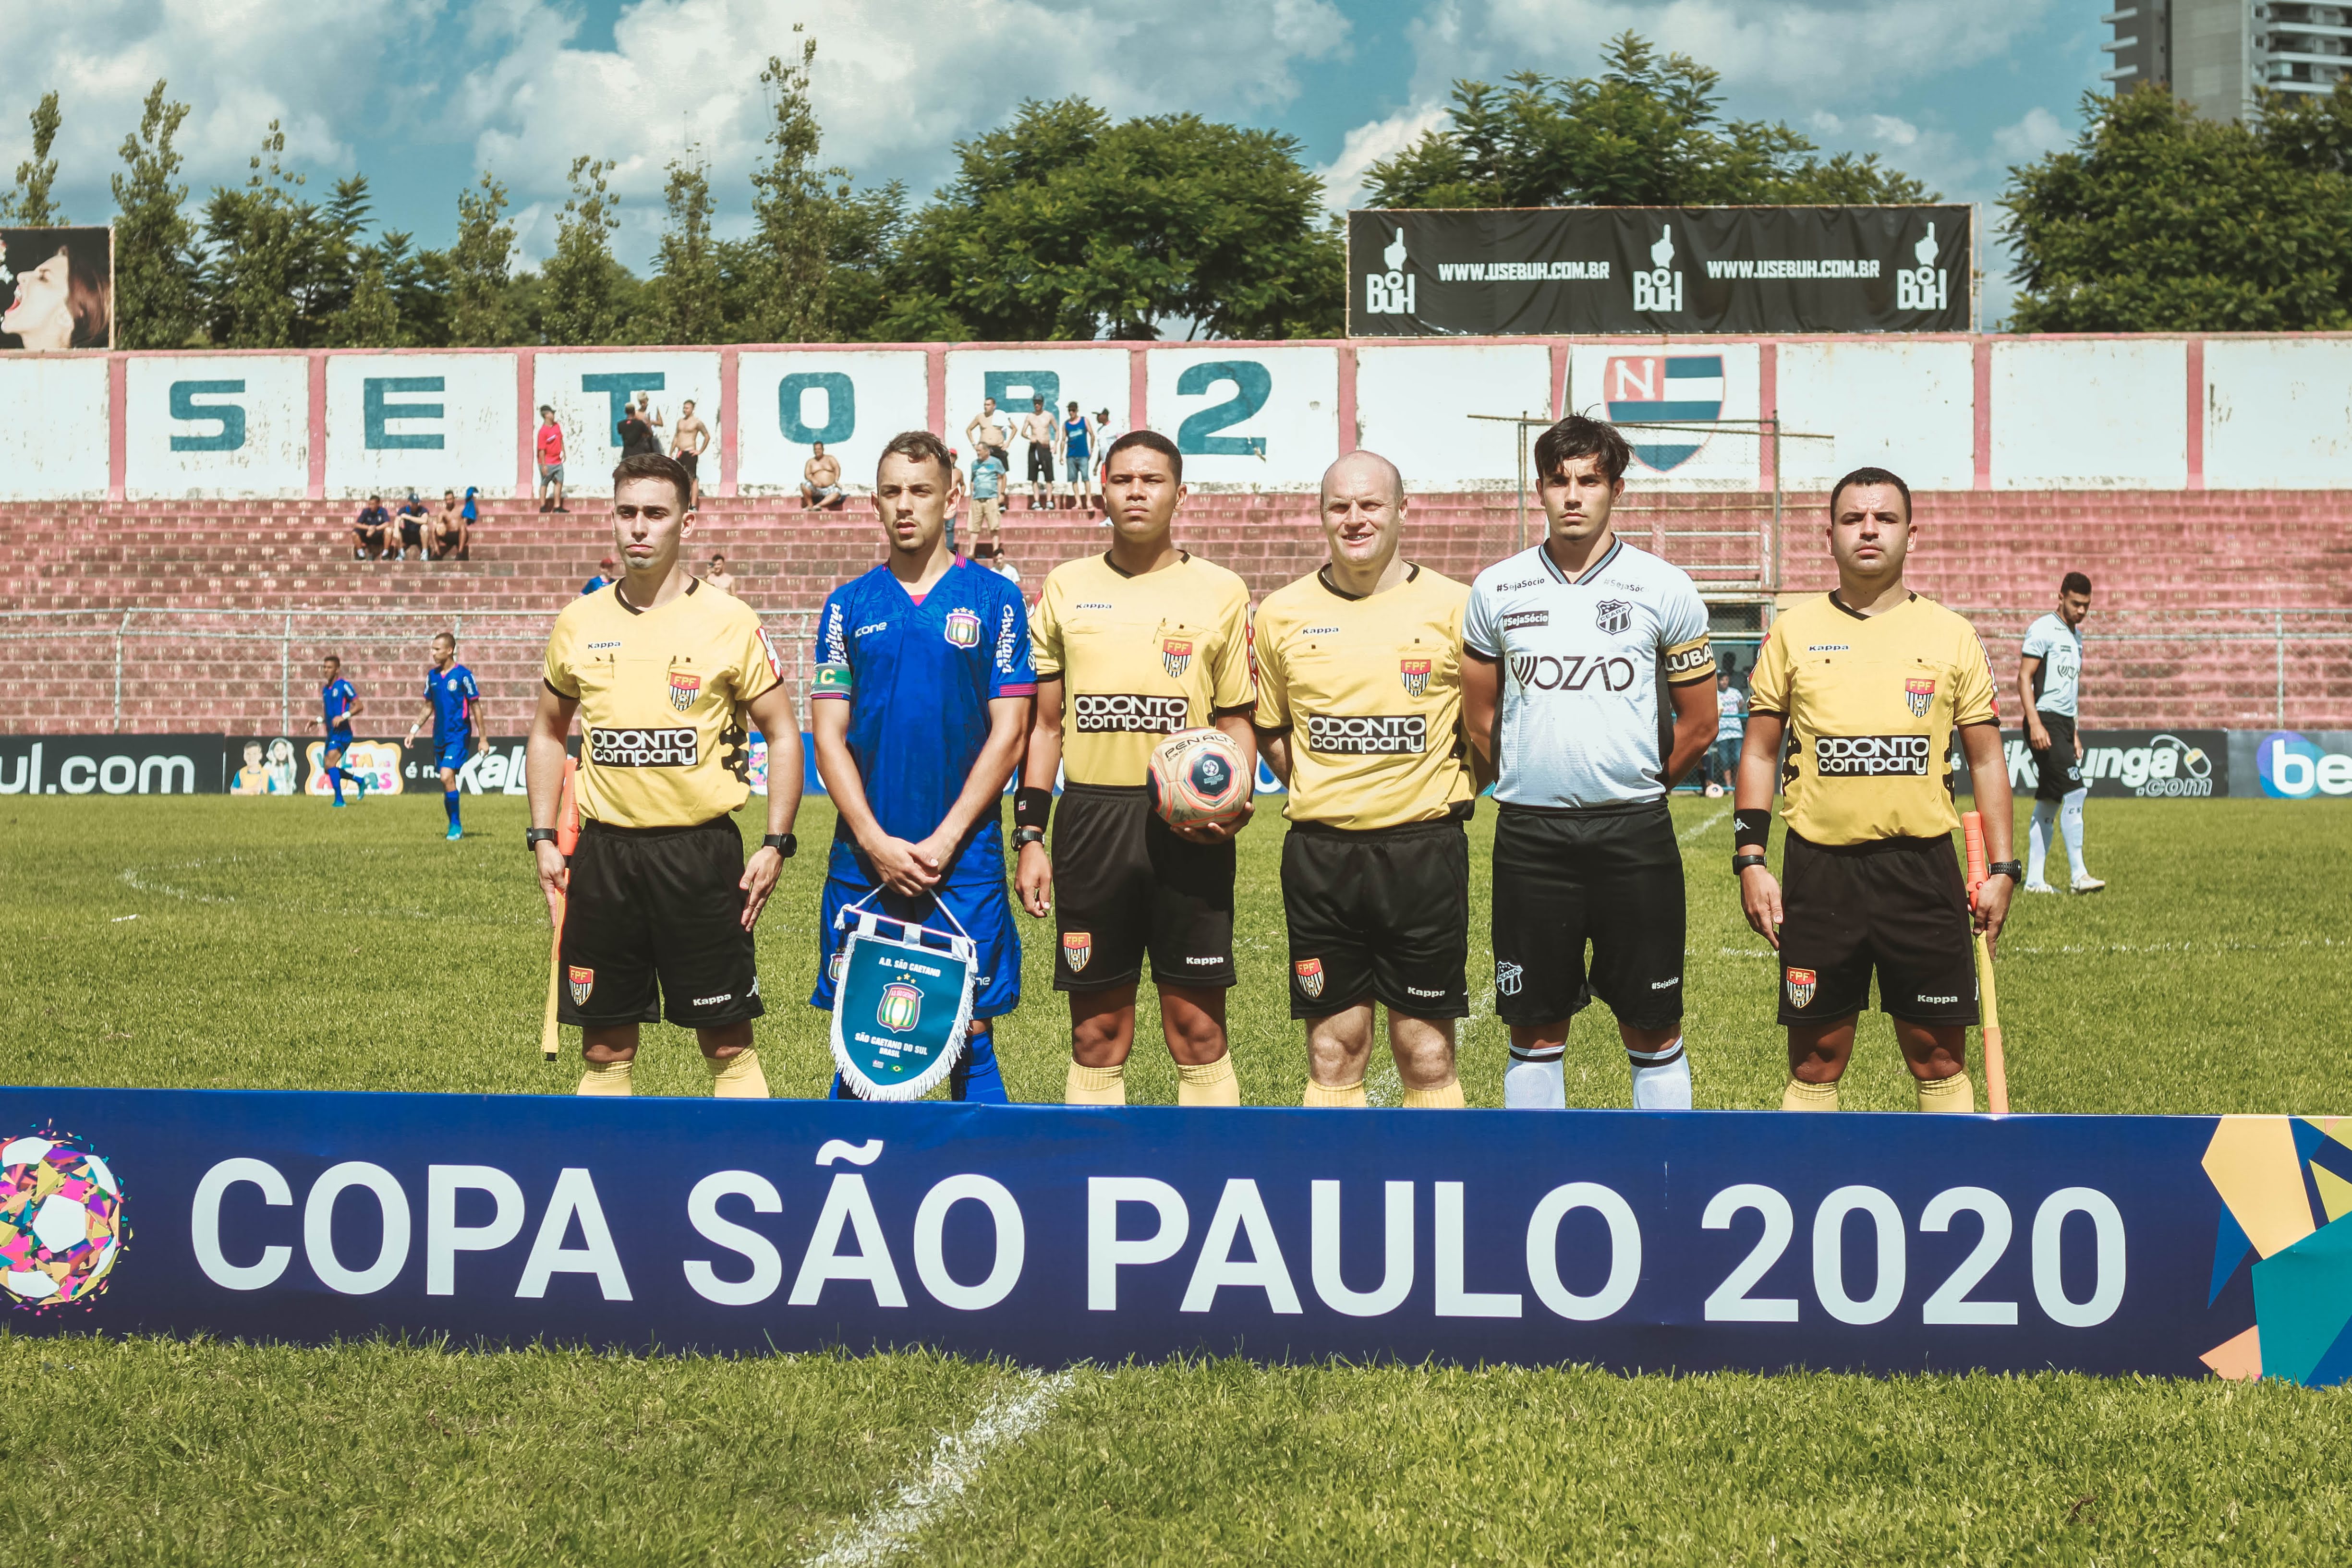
[303,654,369,806]
[810,429,1037,1102]
[582,555,617,595]
[405,631,485,840]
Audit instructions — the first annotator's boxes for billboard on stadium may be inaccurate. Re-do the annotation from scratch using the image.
[1347,205,1971,337]
[0,226,113,350]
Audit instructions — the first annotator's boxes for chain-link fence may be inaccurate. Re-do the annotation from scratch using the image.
[1943,606,2352,730]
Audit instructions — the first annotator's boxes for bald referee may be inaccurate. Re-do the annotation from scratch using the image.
[527,452,806,1098]
[1255,450,1471,1108]
[1734,467,2016,1112]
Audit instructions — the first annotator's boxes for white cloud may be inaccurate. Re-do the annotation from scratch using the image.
[1312,101,1449,215]
[1993,105,2072,164]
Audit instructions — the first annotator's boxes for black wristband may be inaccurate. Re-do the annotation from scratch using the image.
[1733,808,1771,850]
[1733,853,1768,875]
[1013,786,1053,832]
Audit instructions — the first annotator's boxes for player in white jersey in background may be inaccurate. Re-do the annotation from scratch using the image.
[2019,571,2103,894]
[1461,415,1719,1110]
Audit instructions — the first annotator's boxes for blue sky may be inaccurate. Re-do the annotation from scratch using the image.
[11,0,2108,324]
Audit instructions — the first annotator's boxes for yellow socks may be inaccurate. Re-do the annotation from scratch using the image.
[1176,1053,1241,1107]
[1782,1077,1839,1111]
[577,1058,633,1097]
[705,1048,770,1099]
[1917,1072,1976,1113]
[1067,1061,1126,1106]
[1401,1079,1466,1110]
[1302,1077,1368,1108]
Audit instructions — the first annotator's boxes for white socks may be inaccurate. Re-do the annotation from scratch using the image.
[2061,787,2089,879]
[1503,1044,1567,1109]
[2028,798,2058,885]
[1628,1038,1693,1110]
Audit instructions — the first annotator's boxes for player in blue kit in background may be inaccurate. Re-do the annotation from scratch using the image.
[810,430,1036,1102]
[406,631,486,840]
[304,653,369,806]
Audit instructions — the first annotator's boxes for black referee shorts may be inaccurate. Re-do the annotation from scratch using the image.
[1777,831,1978,1028]
[2031,712,2082,801]
[1282,816,1469,1020]
[558,816,763,1028]
[1051,783,1235,991]
[1491,800,1684,1031]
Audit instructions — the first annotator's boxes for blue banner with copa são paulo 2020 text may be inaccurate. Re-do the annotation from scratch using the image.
[10,1091,2351,1382]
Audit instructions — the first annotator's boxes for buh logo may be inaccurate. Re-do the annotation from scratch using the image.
[1895,223,1949,312]
[877,982,922,1033]
[1399,658,1431,698]
[1603,352,1722,471]
[1631,226,1684,314]
[1364,227,1417,315]
[668,670,701,713]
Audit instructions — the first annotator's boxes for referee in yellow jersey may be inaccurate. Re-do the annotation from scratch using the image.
[1017,430,1257,1107]
[1734,467,2017,1112]
[1255,451,1473,1108]
[527,453,806,1098]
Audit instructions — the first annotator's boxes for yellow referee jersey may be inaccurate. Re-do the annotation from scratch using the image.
[1748,591,1999,846]
[1253,564,1473,830]
[1031,552,1254,787]
[543,579,784,827]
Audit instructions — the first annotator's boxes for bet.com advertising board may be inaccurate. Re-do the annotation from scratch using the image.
[4,1092,2347,1384]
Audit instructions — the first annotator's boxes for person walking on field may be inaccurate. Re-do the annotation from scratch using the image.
[527,452,805,1100]
[2019,572,2102,894]
[1734,467,2017,1113]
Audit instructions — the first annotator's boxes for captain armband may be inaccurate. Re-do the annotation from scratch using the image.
[1733,809,1772,851]
[1013,787,1054,832]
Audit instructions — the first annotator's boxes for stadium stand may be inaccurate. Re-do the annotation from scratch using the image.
[3,489,2349,733]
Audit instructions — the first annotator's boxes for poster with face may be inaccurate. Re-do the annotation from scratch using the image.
[0,227,112,350]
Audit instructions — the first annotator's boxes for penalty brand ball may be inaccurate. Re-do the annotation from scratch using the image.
[1148,728,1250,829]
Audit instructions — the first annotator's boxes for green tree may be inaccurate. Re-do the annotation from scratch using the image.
[882,98,1341,341]
[200,121,348,347]
[111,81,204,349]
[448,173,517,345]
[333,254,401,347]
[649,149,725,343]
[1365,33,1929,209]
[3,91,64,225]
[744,29,845,340]
[541,156,626,345]
[374,231,452,346]
[2003,83,2352,331]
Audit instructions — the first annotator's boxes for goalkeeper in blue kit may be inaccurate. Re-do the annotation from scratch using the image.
[809,431,1035,1101]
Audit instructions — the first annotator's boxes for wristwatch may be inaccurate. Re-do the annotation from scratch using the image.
[1012,826,1047,850]
[1732,853,1768,876]
[762,833,798,858]
[1986,860,2024,883]
[525,828,558,850]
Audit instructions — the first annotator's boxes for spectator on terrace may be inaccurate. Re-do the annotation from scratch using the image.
[461,484,481,539]
[352,495,393,560]
[801,442,845,509]
[537,407,567,512]
[618,395,661,458]
[969,444,1007,554]
[703,553,737,595]
[582,555,618,596]
[429,489,469,560]
[973,539,1020,589]
[395,491,429,560]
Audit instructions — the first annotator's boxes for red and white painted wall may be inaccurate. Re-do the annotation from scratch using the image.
[0,333,2345,503]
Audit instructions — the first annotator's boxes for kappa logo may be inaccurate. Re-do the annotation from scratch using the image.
[1785,967,1817,1008]
[1294,957,1325,1000]
[1905,677,1937,719]
[1399,658,1432,698]
[1162,637,1194,679]
[667,670,702,713]
[944,609,982,649]
[1062,931,1092,973]
[1595,598,1633,636]
[569,965,594,1006]
[1495,960,1524,996]
[878,981,922,1033]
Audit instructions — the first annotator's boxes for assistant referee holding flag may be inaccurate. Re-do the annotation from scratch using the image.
[1734,467,2016,1113]
[527,452,806,1098]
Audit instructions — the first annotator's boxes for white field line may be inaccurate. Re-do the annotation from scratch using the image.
[117,855,534,926]
[806,1370,1074,1568]
[1678,805,1731,844]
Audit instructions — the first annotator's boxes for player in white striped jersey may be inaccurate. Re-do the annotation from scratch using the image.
[1462,415,1719,1111]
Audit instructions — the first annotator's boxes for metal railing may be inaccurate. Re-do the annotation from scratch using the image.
[1942,606,2352,729]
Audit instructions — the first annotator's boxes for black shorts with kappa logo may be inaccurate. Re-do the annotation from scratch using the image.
[1491,799,1685,1031]
[1777,830,1978,1027]
[1283,815,1470,1020]
[558,816,764,1028]
[2031,711,2082,802]
[1052,783,1235,991]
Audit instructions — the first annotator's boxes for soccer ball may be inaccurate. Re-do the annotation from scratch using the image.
[0,1133,126,1311]
[1148,728,1251,829]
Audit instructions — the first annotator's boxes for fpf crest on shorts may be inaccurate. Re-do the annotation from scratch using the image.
[569,965,595,1006]
[1294,957,1325,999]
[1062,931,1092,972]
[1785,966,1817,1007]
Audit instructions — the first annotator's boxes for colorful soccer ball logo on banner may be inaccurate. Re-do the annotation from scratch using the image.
[0,1131,126,1312]
[1147,727,1250,830]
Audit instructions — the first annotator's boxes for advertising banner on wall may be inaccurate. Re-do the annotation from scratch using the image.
[0,226,112,350]
[0,734,221,796]
[2231,730,2352,799]
[1953,729,2233,800]
[1348,206,1971,337]
[4,1091,2344,1384]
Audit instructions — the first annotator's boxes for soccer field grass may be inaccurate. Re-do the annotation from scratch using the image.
[4,792,2350,1563]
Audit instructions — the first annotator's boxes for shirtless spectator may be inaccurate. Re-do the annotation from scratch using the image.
[352,495,393,560]
[704,553,737,594]
[1018,395,1058,510]
[965,396,1009,462]
[395,491,430,560]
[535,407,566,512]
[428,489,470,560]
[671,398,712,507]
[801,442,845,509]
